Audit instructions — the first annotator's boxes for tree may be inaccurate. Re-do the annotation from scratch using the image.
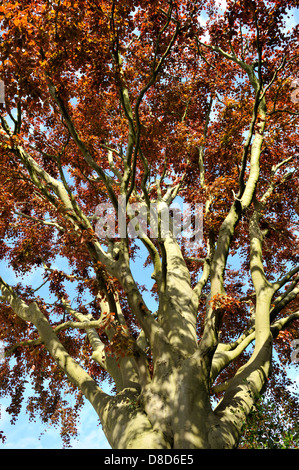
[0,0,298,449]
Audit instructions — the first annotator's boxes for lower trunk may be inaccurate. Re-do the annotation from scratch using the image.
[96,366,241,449]
[99,388,172,449]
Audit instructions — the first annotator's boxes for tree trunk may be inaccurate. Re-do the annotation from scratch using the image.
[96,362,242,449]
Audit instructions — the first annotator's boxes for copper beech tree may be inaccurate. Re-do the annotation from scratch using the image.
[0,0,299,449]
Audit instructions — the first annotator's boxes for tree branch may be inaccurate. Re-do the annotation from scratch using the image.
[40,50,119,209]
[271,310,299,338]
[272,265,299,293]
[14,211,65,232]
[270,283,299,322]
[0,276,111,417]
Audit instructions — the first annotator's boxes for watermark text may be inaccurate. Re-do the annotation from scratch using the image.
[94,198,203,249]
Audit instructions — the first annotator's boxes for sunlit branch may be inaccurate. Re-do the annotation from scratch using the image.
[237,91,261,198]
[198,94,214,190]
[272,265,299,293]
[0,275,111,411]
[259,56,286,102]
[193,257,211,301]
[211,329,256,385]
[259,163,297,208]
[270,283,299,322]
[14,211,65,232]
[268,108,299,116]
[193,233,214,300]
[212,303,299,388]
[13,144,87,229]
[195,37,216,70]
[4,317,109,359]
[107,149,123,182]
[127,5,180,202]
[271,310,299,338]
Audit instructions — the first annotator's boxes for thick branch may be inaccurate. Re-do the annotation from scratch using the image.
[0,276,110,419]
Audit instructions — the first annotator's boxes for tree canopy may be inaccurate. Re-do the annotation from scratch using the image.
[0,0,298,449]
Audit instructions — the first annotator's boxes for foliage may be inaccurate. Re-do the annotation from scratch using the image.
[240,392,299,449]
[0,0,298,449]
